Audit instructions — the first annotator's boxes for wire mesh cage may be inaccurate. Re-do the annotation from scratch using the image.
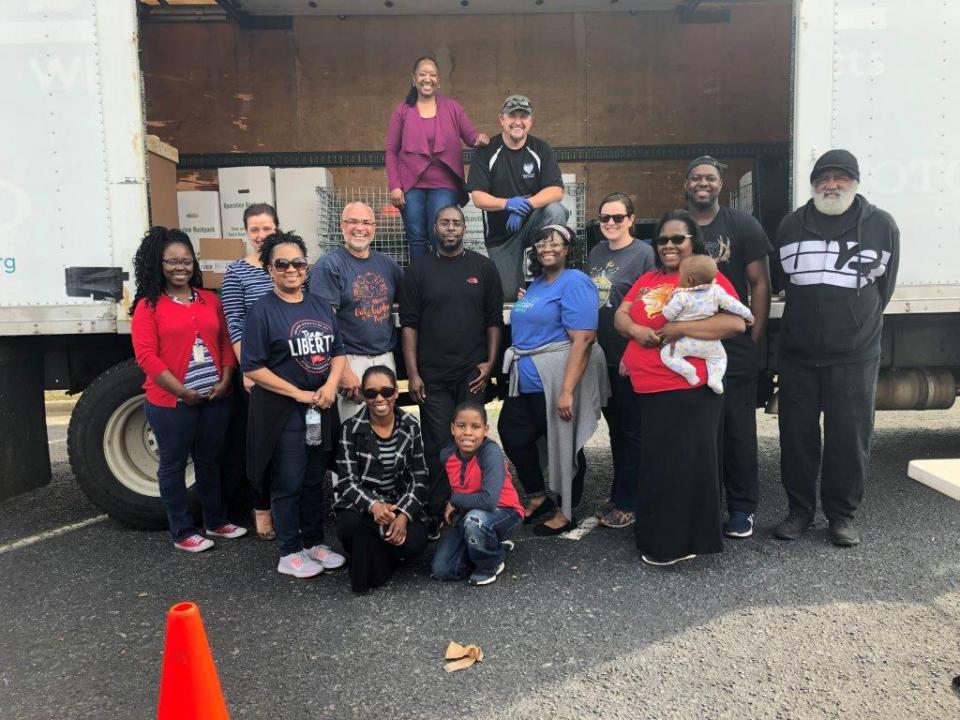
[315,183,588,269]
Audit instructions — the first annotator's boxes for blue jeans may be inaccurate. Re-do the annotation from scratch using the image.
[270,410,330,556]
[431,507,522,580]
[144,397,233,541]
[402,187,460,261]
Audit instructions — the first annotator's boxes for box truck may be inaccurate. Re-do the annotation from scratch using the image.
[0,0,957,526]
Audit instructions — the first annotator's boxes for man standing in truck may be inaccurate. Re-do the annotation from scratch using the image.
[466,94,568,300]
[684,156,772,540]
[773,149,899,547]
[398,205,504,539]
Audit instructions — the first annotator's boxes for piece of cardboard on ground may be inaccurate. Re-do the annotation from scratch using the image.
[907,459,960,501]
[198,237,246,290]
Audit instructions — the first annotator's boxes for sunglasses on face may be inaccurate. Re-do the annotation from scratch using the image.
[272,258,308,272]
[362,386,397,400]
[599,214,630,224]
[654,234,692,246]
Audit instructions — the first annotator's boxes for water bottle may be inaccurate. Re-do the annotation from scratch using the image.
[304,407,322,446]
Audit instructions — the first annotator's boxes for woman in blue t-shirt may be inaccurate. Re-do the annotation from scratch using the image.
[241,231,348,579]
[499,224,608,536]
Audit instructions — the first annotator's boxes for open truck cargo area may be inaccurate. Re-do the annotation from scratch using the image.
[1,0,957,526]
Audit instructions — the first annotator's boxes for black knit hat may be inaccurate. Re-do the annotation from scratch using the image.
[810,149,860,183]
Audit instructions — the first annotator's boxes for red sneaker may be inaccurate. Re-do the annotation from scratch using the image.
[174,534,214,553]
[206,523,248,539]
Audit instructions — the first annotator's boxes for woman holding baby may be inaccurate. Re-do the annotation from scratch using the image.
[614,209,748,567]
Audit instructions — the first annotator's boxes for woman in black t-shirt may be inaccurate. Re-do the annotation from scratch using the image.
[241,231,348,579]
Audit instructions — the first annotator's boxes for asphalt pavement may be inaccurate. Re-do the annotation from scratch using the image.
[2,405,960,719]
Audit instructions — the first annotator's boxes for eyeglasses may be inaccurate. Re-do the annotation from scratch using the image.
[654,234,692,246]
[688,174,721,183]
[362,386,397,400]
[272,258,309,271]
[437,219,464,228]
[161,258,194,268]
[534,239,566,250]
[599,214,630,224]
[343,219,376,228]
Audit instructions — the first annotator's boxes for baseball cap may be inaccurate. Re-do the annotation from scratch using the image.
[501,95,533,115]
[685,155,727,178]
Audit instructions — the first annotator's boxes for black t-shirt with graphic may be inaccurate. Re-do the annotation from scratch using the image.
[308,247,402,356]
[241,291,345,391]
[698,205,772,374]
[466,134,564,248]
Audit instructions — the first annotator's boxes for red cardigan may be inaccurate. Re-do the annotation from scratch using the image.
[131,289,237,407]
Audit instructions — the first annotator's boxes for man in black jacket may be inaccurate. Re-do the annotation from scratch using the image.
[773,149,899,547]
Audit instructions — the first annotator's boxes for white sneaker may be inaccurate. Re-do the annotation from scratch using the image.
[174,534,214,553]
[304,544,346,570]
[277,551,324,578]
[641,554,696,567]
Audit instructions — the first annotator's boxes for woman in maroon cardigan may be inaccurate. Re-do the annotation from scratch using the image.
[385,56,488,261]
[130,227,245,553]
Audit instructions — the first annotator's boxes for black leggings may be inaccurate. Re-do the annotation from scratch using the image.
[335,509,428,593]
[498,392,586,510]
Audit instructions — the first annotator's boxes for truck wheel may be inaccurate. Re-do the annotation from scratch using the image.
[68,358,195,529]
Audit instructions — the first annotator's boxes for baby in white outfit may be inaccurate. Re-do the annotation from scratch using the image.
[661,255,754,394]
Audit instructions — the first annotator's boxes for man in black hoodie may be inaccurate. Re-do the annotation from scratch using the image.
[773,149,899,547]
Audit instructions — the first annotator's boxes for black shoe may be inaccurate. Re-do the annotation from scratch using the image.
[532,516,577,537]
[774,514,814,540]
[425,517,442,542]
[828,518,861,547]
[523,496,556,525]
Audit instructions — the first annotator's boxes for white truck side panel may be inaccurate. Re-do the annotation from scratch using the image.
[793,0,960,303]
[0,0,146,334]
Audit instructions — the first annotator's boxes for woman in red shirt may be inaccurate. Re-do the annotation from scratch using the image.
[131,227,244,553]
[614,210,747,566]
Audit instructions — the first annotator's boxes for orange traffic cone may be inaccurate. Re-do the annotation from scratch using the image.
[157,601,229,720]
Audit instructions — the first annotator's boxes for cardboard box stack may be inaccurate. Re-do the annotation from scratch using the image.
[198,237,246,290]
[217,167,276,239]
[177,191,222,250]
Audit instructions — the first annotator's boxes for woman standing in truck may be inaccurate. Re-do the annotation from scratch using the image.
[386,56,489,261]
[241,230,348,579]
[130,226,246,553]
[220,203,280,540]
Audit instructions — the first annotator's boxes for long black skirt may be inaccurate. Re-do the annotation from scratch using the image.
[634,386,724,559]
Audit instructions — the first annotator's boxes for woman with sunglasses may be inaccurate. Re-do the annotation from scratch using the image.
[131,227,245,552]
[333,365,430,593]
[220,203,280,540]
[241,231,348,578]
[499,224,608,536]
[614,209,747,566]
[586,192,655,530]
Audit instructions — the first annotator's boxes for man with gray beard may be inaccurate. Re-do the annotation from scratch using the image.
[773,149,899,547]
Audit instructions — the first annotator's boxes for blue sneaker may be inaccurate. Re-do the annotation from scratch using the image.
[724,511,754,539]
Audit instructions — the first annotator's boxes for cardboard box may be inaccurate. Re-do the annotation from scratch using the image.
[275,167,334,247]
[146,135,179,229]
[217,166,276,239]
[198,237,247,290]
[177,191,222,250]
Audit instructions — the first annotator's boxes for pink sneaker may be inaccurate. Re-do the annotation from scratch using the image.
[305,544,346,570]
[174,534,214,553]
[206,523,248,539]
[277,551,324,579]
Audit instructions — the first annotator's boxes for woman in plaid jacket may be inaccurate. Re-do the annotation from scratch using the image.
[333,365,430,593]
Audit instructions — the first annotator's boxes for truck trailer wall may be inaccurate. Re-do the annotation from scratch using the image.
[0,1,148,335]
[140,5,792,215]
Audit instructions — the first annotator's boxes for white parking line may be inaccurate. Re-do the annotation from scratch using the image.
[47,438,66,445]
[0,515,108,556]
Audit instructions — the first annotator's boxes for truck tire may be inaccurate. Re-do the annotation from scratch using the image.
[68,358,195,529]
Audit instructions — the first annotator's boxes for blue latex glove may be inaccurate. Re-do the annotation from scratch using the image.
[504,196,533,216]
[506,211,524,233]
